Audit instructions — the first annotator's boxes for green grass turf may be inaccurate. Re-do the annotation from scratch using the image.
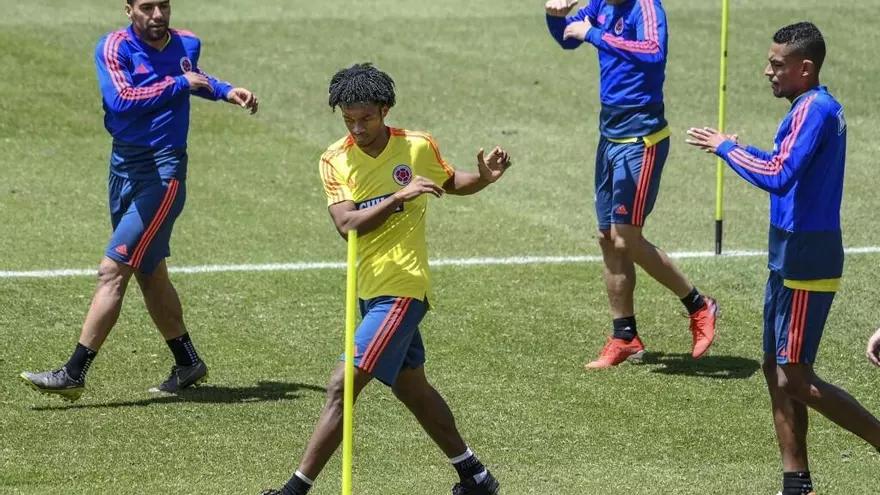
[2,0,880,493]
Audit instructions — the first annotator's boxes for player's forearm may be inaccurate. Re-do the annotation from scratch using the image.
[334,196,404,238]
[102,76,188,115]
[445,170,490,196]
[586,29,664,64]
[716,142,793,195]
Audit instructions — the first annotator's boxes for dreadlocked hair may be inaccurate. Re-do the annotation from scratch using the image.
[328,63,396,111]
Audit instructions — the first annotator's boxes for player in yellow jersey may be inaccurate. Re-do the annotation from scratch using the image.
[261,64,510,495]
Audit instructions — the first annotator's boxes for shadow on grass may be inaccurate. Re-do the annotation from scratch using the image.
[639,352,761,380]
[31,380,326,410]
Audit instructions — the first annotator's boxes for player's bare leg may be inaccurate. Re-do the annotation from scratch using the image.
[597,229,636,319]
[136,260,207,393]
[394,366,499,494]
[775,362,880,449]
[586,229,645,369]
[615,224,718,359]
[296,363,373,481]
[764,355,810,473]
[612,224,691,298]
[135,260,186,341]
[393,366,467,456]
[79,257,136,350]
[20,257,134,401]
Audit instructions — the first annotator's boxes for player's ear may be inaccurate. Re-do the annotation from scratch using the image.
[801,59,816,78]
[381,106,389,119]
[125,4,133,20]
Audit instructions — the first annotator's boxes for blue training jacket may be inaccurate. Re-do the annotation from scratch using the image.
[547,0,668,139]
[95,25,233,178]
[716,86,847,281]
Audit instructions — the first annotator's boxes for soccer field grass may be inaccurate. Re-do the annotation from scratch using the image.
[2,1,880,493]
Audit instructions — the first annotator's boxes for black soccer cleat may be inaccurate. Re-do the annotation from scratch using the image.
[19,366,85,402]
[149,360,208,393]
[259,490,282,495]
[452,470,500,495]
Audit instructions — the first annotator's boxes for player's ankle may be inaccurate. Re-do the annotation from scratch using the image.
[681,287,705,315]
[612,316,637,341]
[782,471,813,495]
[281,470,313,495]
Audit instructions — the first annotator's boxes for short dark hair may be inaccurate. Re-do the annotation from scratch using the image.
[328,63,396,111]
[773,22,826,72]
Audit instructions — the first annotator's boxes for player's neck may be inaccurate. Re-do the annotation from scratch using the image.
[358,127,391,159]
[788,80,820,103]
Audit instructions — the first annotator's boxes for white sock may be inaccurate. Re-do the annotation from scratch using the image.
[295,471,314,486]
[449,448,473,465]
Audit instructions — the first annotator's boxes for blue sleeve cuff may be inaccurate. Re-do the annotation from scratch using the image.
[586,26,603,46]
[716,140,737,157]
[175,75,190,91]
[216,83,233,101]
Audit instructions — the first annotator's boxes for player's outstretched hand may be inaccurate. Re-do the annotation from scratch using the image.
[477,146,512,184]
[685,127,739,154]
[867,327,880,367]
[394,176,444,202]
[546,0,579,17]
[183,72,212,91]
[227,88,259,115]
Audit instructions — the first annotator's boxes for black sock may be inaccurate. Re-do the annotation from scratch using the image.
[165,333,200,367]
[782,471,813,495]
[612,316,637,342]
[281,471,312,495]
[681,287,706,315]
[64,343,97,382]
[451,448,487,483]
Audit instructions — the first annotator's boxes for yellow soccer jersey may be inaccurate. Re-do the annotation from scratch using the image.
[319,127,455,304]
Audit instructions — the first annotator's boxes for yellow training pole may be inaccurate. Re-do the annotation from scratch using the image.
[715,0,730,255]
[341,229,358,495]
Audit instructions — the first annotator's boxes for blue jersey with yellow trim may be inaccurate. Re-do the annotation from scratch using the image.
[94,26,233,178]
[716,86,846,281]
[547,0,668,139]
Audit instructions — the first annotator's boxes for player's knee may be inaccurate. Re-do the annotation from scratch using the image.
[96,258,127,292]
[777,367,811,399]
[135,271,168,297]
[392,381,426,405]
[596,230,613,249]
[609,231,633,253]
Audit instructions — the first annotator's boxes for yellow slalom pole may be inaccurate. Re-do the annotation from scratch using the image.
[341,229,357,495]
[715,0,730,255]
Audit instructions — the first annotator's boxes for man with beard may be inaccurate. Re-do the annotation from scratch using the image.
[20,0,259,401]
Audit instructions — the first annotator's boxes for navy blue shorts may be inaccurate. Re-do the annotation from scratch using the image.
[343,296,428,386]
[594,136,669,231]
[763,271,836,365]
[105,175,186,275]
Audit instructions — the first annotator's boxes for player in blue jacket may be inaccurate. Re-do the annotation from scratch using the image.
[20,0,258,401]
[545,0,718,369]
[686,22,880,495]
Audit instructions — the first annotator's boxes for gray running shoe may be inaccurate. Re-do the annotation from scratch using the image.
[19,367,85,402]
[149,361,208,393]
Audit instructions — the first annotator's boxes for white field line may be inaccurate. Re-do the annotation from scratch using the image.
[2,247,880,279]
